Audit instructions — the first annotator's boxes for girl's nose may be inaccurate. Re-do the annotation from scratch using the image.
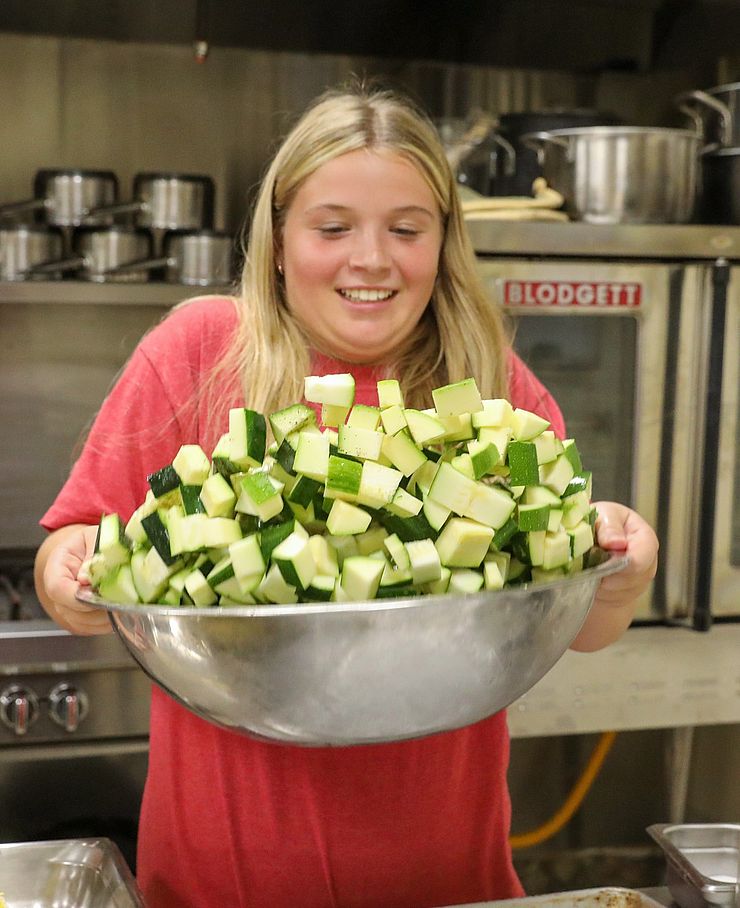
[348,231,391,272]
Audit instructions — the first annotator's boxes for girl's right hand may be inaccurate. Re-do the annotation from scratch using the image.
[34,524,114,636]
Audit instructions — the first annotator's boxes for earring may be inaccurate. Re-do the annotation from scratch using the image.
[277,262,284,275]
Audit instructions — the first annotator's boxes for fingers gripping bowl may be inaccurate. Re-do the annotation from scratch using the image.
[77,550,626,746]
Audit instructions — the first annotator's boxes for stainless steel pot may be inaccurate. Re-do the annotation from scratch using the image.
[522,126,710,224]
[102,230,234,286]
[88,172,215,234]
[675,82,738,148]
[700,147,740,225]
[487,109,623,197]
[0,226,64,281]
[27,228,154,282]
[0,170,118,227]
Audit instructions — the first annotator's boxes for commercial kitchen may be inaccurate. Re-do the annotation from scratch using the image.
[0,1,738,905]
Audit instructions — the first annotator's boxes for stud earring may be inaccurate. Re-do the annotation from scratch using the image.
[277,262,284,275]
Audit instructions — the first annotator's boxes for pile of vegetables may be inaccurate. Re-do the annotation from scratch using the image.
[83,374,597,606]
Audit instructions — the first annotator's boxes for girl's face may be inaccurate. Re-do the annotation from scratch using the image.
[280,149,444,363]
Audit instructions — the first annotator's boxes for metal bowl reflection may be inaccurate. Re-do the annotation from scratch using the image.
[77,551,628,746]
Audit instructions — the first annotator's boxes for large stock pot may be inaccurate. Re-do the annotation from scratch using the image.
[522,126,709,224]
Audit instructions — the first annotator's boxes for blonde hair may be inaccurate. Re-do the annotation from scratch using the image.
[208,84,511,422]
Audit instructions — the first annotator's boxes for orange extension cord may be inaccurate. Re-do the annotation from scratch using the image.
[509,730,618,850]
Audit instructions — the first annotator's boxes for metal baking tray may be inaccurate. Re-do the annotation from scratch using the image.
[440,885,669,907]
[0,837,145,907]
[648,823,740,908]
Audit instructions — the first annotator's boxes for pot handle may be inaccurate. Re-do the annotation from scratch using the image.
[520,131,570,165]
[0,197,46,220]
[674,89,733,151]
[102,255,172,276]
[83,200,144,224]
[488,133,517,177]
[25,255,86,275]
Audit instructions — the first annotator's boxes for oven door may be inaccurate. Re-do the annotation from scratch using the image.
[0,738,148,872]
[476,258,710,623]
[703,263,740,618]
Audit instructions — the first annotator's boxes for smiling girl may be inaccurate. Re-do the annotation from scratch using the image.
[35,85,658,908]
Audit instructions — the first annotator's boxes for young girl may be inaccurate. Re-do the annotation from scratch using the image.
[35,86,658,908]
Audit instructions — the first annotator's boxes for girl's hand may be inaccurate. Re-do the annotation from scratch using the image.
[571,501,658,652]
[593,501,659,606]
[35,525,114,636]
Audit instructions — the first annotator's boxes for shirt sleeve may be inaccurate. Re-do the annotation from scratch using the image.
[40,344,192,532]
[507,351,566,439]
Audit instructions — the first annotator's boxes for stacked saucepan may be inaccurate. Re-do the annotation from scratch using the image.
[0,170,235,284]
[674,82,740,225]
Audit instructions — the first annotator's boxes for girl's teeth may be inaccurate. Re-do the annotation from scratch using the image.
[341,289,394,302]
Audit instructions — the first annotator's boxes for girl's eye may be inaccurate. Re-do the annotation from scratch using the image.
[317,224,349,236]
[391,226,421,237]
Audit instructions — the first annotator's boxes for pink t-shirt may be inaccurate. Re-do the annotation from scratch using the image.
[42,296,564,908]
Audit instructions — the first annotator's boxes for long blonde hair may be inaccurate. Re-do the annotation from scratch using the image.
[209,84,511,421]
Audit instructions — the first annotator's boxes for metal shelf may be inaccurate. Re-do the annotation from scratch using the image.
[0,281,230,305]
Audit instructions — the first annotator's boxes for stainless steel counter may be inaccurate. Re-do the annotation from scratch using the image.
[508,623,740,738]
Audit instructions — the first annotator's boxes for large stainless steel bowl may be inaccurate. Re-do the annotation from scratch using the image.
[77,551,628,746]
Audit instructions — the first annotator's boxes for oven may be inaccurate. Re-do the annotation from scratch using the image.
[470,221,740,627]
[0,280,191,869]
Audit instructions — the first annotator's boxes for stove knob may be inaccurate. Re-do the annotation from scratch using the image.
[0,685,40,735]
[49,683,89,733]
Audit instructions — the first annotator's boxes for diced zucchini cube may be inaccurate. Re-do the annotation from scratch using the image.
[511,407,550,441]
[381,430,427,476]
[326,454,363,501]
[272,531,317,590]
[405,538,442,585]
[304,373,356,408]
[507,441,540,486]
[185,569,218,607]
[172,444,211,485]
[380,404,407,435]
[517,503,551,532]
[337,424,384,461]
[448,569,484,594]
[403,409,446,445]
[539,453,576,496]
[340,556,384,600]
[347,405,381,430]
[229,533,266,582]
[472,398,514,429]
[435,518,494,568]
[432,378,483,417]
[465,481,516,532]
[228,407,267,468]
[326,499,372,536]
[308,535,340,576]
[292,431,330,482]
[269,403,316,445]
[357,461,403,508]
[567,520,595,559]
[542,530,572,570]
[427,461,478,515]
[533,431,563,465]
[377,379,404,409]
[199,473,237,518]
[321,403,350,428]
[385,487,423,518]
[258,563,299,604]
[237,472,284,522]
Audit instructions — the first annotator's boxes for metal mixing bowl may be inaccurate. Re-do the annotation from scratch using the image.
[77,550,628,746]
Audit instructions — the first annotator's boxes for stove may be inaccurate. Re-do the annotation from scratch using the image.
[0,549,151,870]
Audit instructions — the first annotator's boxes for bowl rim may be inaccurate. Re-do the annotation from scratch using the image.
[76,550,629,619]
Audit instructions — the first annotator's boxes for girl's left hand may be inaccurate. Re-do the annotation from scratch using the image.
[570,501,658,652]
[593,501,659,606]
